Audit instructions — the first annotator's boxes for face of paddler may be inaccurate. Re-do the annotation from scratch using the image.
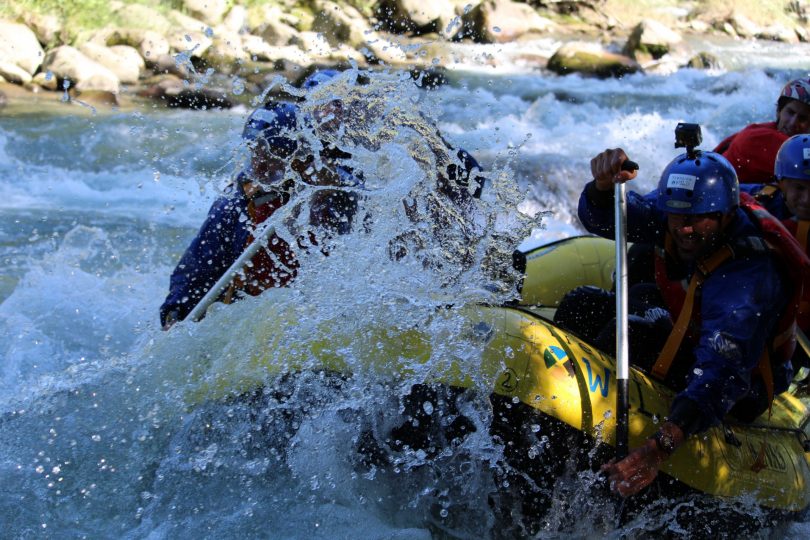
[313,99,344,133]
[780,178,810,220]
[777,99,810,137]
[249,140,286,186]
[666,211,731,262]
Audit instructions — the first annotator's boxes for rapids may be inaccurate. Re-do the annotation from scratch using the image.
[1,37,809,538]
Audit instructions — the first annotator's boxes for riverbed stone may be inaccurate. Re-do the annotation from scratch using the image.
[42,46,120,93]
[0,61,32,85]
[463,0,555,43]
[622,19,683,61]
[547,42,641,78]
[114,4,172,35]
[728,13,760,39]
[168,31,213,58]
[94,28,171,62]
[0,21,45,75]
[311,0,370,49]
[32,71,58,90]
[256,17,300,46]
[222,6,249,34]
[184,0,229,26]
[204,30,248,69]
[376,0,458,34]
[167,10,210,33]
[758,24,800,43]
[685,51,721,70]
[79,42,142,84]
[20,12,62,46]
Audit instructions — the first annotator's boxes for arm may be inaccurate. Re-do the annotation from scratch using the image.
[603,252,788,496]
[577,148,664,243]
[159,194,248,327]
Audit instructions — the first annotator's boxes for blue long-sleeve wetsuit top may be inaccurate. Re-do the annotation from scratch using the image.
[578,181,792,435]
[159,182,252,326]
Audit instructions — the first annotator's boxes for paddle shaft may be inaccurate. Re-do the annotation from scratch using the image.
[614,159,637,459]
[186,220,277,323]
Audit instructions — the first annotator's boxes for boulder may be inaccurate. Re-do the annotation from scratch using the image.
[114,4,172,34]
[727,13,760,39]
[137,73,232,109]
[0,21,45,75]
[758,24,800,43]
[622,19,683,61]
[42,46,120,93]
[148,54,192,79]
[292,31,333,57]
[547,42,641,78]
[32,71,58,90]
[203,30,247,68]
[167,10,209,33]
[462,0,554,43]
[375,0,458,34]
[79,42,141,84]
[167,30,213,58]
[241,34,277,61]
[0,61,32,85]
[94,28,171,61]
[685,51,722,70]
[364,33,411,65]
[222,6,248,34]
[256,18,300,46]
[248,4,311,33]
[20,12,62,46]
[183,0,229,26]
[311,0,371,49]
[249,44,314,68]
[72,89,119,107]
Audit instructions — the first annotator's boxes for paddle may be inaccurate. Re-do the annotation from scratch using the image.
[186,220,277,323]
[615,159,638,459]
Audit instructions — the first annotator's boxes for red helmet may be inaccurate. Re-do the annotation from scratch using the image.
[778,78,810,108]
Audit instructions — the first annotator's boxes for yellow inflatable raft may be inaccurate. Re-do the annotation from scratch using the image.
[191,235,810,517]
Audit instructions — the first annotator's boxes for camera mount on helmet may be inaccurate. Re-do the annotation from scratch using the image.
[674,122,702,159]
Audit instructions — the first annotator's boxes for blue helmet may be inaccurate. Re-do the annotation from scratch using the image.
[655,150,739,214]
[242,102,298,155]
[774,134,810,182]
[302,69,340,89]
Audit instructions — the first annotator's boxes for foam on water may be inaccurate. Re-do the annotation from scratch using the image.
[1,52,809,537]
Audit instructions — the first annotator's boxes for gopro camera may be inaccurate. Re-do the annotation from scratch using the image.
[674,123,702,158]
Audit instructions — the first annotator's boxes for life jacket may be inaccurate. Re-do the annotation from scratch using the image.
[224,189,299,301]
[782,218,810,332]
[651,193,810,405]
[714,122,788,184]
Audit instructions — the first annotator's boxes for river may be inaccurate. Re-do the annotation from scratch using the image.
[0,36,809,538]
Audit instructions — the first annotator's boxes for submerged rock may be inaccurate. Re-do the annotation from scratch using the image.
[547,42,641,78]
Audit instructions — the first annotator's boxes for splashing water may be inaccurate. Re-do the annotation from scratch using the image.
[2,59,809,537]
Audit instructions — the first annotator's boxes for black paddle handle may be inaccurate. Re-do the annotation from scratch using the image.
[621,160,639,172]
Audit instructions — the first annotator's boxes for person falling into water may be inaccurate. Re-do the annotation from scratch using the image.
[560,131,806,496]
[159,70,361,329]
[160,69,486,329]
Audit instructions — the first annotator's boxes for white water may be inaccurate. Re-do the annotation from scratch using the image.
[1,38,809,538]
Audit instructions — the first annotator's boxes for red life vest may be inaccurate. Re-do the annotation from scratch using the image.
[651,193,810,401]
[226,190,299,300]
[714,122,788,184]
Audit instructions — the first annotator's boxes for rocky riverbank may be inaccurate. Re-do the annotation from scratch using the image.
[0,0,808,111]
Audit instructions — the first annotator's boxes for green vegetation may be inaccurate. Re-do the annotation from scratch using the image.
[1,0,183,32]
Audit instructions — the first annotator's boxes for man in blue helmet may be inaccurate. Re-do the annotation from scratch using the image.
[571,134,803,497]
[159,70,360,329]
[160,69,486,329]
